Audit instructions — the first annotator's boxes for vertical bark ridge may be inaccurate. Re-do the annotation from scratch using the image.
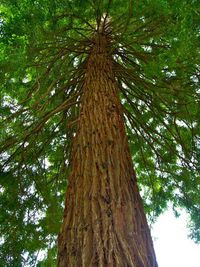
[57,32,158,267]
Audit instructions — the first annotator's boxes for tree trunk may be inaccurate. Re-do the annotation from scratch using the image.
[57,31,158,267]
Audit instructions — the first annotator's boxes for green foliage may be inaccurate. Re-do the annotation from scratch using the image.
[0,0,199,265]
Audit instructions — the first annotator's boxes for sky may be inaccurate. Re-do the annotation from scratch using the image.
[151,209,200,267]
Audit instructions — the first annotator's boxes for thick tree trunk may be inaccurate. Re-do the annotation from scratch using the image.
[57,31,158,266]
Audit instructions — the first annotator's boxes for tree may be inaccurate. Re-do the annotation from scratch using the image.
[0,0,199,266]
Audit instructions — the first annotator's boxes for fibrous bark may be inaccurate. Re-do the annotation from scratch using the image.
[57,29,158,267]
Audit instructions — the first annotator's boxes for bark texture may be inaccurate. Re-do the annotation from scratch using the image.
[57,31,158,267]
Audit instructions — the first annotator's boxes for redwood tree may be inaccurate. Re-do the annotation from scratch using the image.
[0,1,199,266]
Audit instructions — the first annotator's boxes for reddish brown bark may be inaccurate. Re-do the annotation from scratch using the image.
[57,31,158,266]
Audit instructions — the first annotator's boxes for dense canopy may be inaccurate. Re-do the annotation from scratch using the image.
[0,0,199,266]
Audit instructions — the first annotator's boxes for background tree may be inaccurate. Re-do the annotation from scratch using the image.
[0,0,199,266]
